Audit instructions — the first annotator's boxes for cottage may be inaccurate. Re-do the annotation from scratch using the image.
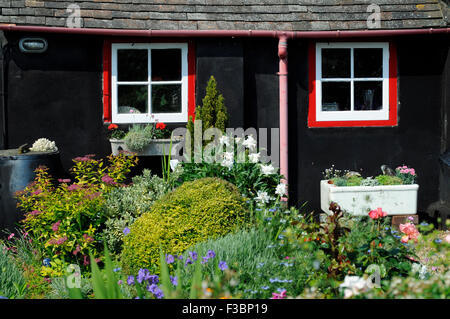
[0,0,449,218]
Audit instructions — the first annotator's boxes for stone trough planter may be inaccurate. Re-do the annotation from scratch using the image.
[110,137,183,156]
[320,180,419,216]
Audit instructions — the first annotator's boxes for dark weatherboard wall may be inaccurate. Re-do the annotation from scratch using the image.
[0,31,448,215]
[2,32,109,170]
[288,36,449,214]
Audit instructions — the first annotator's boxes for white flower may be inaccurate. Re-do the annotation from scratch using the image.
[221,156,234,169]
[243,135,257,150]
[223,151,234,162]
[169,159,180,171]
[248,152,260,163]
[260,164,276,175]
[219,135,230,146]
[255,191,271,204]
[275,183,287,196]
[339,276,373,299]
[29,138,58,152]
[234,137,242,144]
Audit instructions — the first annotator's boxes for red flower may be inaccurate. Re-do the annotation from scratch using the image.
[108,124,118,131]
[368,207,387,220]
[156,122,166,130]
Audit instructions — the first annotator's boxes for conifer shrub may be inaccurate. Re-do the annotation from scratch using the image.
[121,177,249,274]
[186,76,229,148]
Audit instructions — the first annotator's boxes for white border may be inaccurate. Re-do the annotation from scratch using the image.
[315,42,390,122]
[111,43,188,123]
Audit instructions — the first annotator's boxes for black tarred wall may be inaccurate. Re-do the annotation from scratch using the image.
[2,32,448,215]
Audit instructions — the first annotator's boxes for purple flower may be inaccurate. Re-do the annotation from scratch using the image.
[117,280,123,285]
[137,269,150,284]
[184,258,193,266]
[148,275,159,285]
[101,174,116,185]
[206,250,216,259]
[147,284,164,299]
[218,261,228,271]
[67,184,81,191]
[178,255,183,260]
[127,275,135,286]
[58,179,71,183]
[170,275,178,286]
[189,251,198,261]
[201,257,209,264]
[165,254,175,264]
[123,227,130,235]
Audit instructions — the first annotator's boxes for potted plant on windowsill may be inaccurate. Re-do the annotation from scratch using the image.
[108,123,183,156]
[320,165,419,216]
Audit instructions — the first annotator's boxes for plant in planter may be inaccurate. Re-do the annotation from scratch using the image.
[320,165,419,216]
[108,122,182,156]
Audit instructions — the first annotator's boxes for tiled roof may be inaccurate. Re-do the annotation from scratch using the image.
[0,0,448,31]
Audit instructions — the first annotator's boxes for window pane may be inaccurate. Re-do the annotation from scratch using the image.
[322,49,350,78]
[151,49,181,81]
[354,81,383,111]
[322,82,351,111]
[118,85,148,114]
[354,48,383,78]
[118,49,148,82]
[151,84,181,113]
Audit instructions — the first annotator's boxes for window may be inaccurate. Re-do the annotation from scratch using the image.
[308,42,397,127]
[104,42,195,124]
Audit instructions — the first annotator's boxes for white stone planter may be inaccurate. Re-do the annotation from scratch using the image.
[320,180,419,216]
[110,137,183,156]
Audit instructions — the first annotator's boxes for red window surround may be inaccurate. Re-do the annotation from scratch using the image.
[307,41,398,128]
[102,38,196,123]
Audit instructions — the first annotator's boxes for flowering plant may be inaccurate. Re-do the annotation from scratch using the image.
[179,135,286,206]
[107,124,126,140]
[14,153,138,275]
[323,164,417,186]
[395,165,417,184]
[29,138,58,152]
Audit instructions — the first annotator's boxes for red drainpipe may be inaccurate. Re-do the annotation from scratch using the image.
[278,34,289,189]
[1,24,448,187]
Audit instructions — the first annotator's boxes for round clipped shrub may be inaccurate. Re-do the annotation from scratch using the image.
[121,177,249,273]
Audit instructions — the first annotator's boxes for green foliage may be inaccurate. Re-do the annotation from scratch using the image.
[179,141,284,206]
[0,244,27,299]
[124,125,154,152]
[358,271,450,299]
[331,177,348,186]
[375,175,403,185]
[178,226,318,299]
[102,169,176,255]
[342,216,415,279]
[110,129,126,140]
[360,177,380,186]
[346,176,363,186]
[14,153,138,274]
[187,76,229,147]
[121,178,249,274]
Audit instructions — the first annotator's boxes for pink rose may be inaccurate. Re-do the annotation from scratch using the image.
[368,207,387,219]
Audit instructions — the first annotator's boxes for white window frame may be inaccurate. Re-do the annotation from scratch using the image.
[316,42,390,122]
[111,43,188,124]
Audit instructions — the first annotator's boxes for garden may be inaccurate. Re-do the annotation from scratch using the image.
[0,77,448,300]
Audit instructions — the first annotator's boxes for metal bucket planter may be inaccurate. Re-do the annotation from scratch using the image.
[110,137,183,156]
[320,180,419,216]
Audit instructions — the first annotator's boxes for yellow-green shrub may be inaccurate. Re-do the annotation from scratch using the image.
[120,178,249,273]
